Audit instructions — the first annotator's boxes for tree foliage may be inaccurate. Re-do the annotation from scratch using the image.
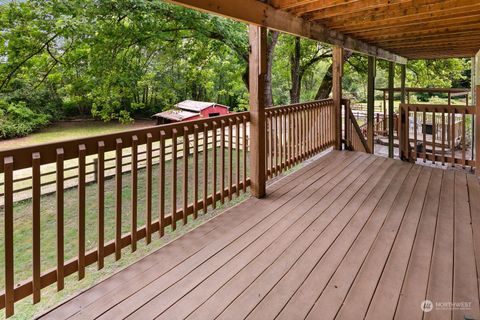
[0,0,472,138]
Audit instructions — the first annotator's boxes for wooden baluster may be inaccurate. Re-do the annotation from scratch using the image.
[302,106,306,158]
[286,108,293,169]
[293,107,300,164]
[183,127,189,224]
[305,107,309,156]
[264,113,268,177]
[97,142,105,269]
[451,108,456,166]
[220,120,225,204]
[280,110,284,171]
[56,148,65,288]
[462,109,466,168]
[78,145,86,278]
[115,138,122,260]
[193,125,199,217]
[32,152,41,302]
[442,110,446,165]
[314,106,318,153]
[309,106,313,154]
[269,114,274,177]
[275,111,279,175]
[413,108,417,160]
[295,107,299,163]
[236,117,241,196]
[422,110,427,162]
[242,115,248,193]
[172,129,178,230]
[212,122,217,207]
[203,124,209,213]
[280,109,287,171]
[321,106,325,149]
[159,131,166,236]
[228,119,233,200]
[323,105,327,147]
[145,134,153,244]
[318,106,322,149]
[4,156,14,317]
[131,136,138,252]
[300,107,304,160]
[432,109,436,164]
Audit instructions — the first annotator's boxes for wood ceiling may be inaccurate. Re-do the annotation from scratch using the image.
[269,0,480,59]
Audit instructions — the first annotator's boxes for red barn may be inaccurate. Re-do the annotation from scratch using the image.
[153,100,230,125]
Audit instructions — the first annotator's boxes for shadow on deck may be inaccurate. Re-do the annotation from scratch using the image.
[39,151,480,320]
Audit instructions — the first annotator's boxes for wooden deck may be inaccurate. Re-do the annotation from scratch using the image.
[39,151,480,320]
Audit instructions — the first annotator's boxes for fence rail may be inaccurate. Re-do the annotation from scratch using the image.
[399,103,476,168]
[0,99,336,317]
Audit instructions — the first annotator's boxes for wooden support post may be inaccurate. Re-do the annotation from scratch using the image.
[399,64,407,160]
[249,25,267,198]
[367,56,375,153]
[332,46,343,150]
[475,51,480,175]
[388,61,395,158]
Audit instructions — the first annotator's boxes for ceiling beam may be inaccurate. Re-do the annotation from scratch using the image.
[165,0,407,64]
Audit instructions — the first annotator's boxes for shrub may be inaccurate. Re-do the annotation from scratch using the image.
[0,100,50,139]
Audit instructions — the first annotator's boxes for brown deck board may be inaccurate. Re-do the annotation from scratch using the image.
[156,156,377,320]
[335,164,423,320]
[271,159,405,320]
[365,166,432,319]
[394,169,443,320]
[47,150,346,320]
[37,151,480,320]
[216,156,390,320]
[304,161,412,320]
[112,154,374,319]
[96,155,368,319]
[424,170,455,320]
[453,172,480,319]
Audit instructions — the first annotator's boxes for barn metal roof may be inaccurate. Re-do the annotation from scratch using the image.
[175,100,229,112]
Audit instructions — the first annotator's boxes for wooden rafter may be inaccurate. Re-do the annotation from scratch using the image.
[272,0,480,59]
[303,0,415,20]
[324,1,480,32]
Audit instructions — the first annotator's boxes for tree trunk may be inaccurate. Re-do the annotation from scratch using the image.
[315,50,353,100]
[290,37,301,104]
[265,31,279,107]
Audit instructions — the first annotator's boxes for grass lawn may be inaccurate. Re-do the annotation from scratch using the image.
[0,120,156,151]
[0,146,250,319]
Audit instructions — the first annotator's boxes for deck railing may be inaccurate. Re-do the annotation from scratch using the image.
[343,100,371,154]
[265,100,336,178]
[0,99,335,317]
[399,103,476,169]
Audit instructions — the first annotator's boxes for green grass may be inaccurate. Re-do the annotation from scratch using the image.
[0,120,155,151]
[0,147,249,319]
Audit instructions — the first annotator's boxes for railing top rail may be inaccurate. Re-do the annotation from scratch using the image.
[0,111,250,173]
[400,103,476,114]
[265,99,333,113]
